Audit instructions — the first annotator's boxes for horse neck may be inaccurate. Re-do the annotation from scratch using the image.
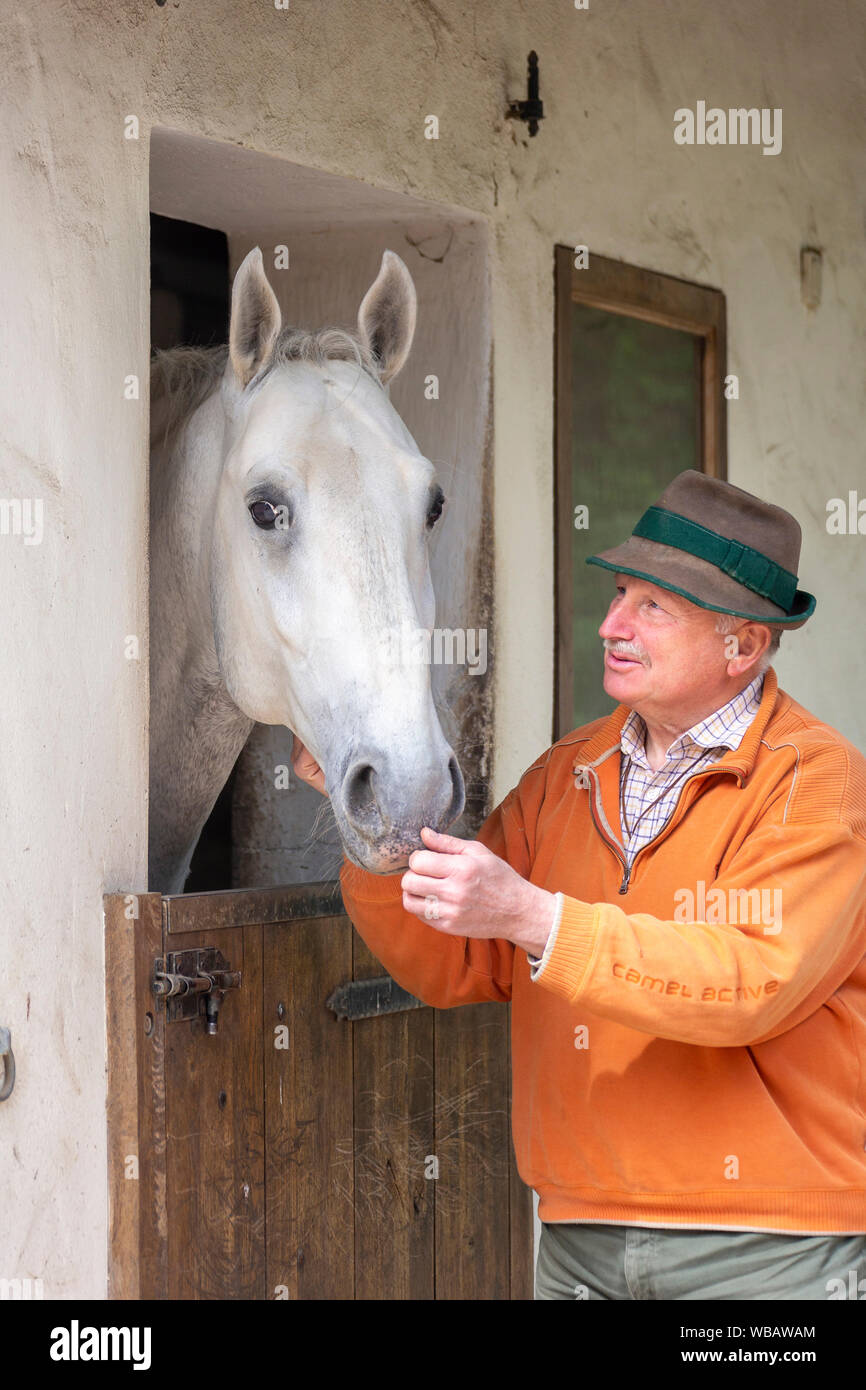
[150,387,255,755]
[151,388,226,682]
[149,387,254,891]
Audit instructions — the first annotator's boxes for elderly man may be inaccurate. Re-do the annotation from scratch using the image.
[293,470,866,1300]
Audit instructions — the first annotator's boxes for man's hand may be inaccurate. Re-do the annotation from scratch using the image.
[401,826,558,958]
[291,735,327,795]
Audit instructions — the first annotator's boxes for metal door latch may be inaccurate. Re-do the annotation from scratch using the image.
[152,948,241,1034]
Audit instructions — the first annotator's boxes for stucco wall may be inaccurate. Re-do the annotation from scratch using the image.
[1,0,863,1298]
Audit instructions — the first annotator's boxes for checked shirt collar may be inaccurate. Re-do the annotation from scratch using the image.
[620,670,766,770]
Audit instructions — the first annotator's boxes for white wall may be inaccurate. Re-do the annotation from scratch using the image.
[1,0,863,1298]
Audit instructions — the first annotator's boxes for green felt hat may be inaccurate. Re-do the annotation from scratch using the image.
[586,470,816,627]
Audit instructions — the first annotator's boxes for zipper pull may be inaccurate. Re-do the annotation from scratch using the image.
[618,862,631,895]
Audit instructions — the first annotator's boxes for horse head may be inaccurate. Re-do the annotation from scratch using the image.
[209,246,465,874]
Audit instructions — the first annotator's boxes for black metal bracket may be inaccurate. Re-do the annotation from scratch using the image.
[506,51,544,136]
[326,976,425,1022]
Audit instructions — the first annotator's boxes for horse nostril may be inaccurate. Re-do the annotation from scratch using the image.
[343,761,382,832]
[342,749,465,842]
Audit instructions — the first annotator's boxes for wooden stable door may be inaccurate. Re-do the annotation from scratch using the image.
[104,884,533,1300]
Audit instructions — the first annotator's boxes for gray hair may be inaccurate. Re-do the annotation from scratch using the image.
[714,612,784,675]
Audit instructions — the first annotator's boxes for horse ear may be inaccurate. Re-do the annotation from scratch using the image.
[228,247,282,389]
[356,250,417,385]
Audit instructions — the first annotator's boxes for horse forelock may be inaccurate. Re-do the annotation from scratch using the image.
[150,326,384,451]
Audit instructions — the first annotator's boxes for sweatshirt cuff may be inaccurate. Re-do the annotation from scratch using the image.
[339,857,406,903]
[527,892,564,977]
[530,895,598,1000]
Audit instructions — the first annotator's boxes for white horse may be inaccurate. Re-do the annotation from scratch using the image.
[149,247,464,894]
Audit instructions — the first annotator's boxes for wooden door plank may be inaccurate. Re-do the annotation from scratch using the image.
[263,914,355,1300]
[163,881,344,934]
[160,922,265,1299]
[506,1009,535,1299]
[104,891,141,1301]
[104,891,168,1300]
[352,933,435,1300]
[434,1003,512,1299]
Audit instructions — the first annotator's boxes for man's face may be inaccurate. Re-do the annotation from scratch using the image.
[598,573,730,719]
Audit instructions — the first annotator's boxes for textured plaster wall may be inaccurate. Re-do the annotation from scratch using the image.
[0,0,863,1297]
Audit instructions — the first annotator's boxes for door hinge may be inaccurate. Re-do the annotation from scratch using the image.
[326,976,425,1022]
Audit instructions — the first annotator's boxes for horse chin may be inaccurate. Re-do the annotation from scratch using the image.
[339,826,427,877]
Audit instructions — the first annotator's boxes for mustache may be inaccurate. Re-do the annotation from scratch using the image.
[603,639,649,664]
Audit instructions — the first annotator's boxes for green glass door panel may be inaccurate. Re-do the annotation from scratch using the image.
[570,303,701,729]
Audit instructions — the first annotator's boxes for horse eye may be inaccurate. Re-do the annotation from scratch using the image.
[426,488,445,530]
[248,499,289,531]
[249,500,277,529]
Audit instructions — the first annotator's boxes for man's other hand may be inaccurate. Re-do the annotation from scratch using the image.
[291,734,327,796]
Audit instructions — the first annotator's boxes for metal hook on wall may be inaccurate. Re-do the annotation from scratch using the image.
[506,51,545,136]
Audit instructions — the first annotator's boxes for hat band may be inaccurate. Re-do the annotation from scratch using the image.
[631,506,799,612]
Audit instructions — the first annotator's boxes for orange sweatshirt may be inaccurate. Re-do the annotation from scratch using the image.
[339,668,866,1234]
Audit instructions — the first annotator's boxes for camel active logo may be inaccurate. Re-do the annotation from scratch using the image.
[674,102,782,156]
[674,879,783,935]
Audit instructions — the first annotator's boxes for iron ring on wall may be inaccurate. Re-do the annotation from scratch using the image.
[0,1028,16,1101]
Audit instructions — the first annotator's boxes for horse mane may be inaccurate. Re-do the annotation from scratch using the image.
[150,325,384,451]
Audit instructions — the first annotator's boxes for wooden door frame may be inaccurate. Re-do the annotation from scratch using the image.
[553,245,728,741]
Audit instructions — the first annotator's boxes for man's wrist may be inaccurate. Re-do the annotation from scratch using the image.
[511,885,560,958]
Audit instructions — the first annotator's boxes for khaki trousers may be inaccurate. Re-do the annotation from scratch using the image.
[535,1220,866,1300]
